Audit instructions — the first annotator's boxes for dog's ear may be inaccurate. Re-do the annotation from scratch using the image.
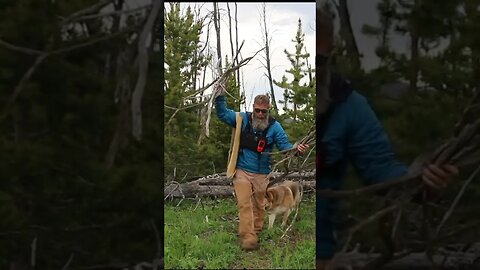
[266,189,273,202]
[268,188,277,202]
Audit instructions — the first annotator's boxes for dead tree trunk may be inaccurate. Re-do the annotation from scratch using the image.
[131,1,161,141]
[260,3,278,113]
[335,0,361,69]
[234,3,240,89]
[227,3,235,66]
[105,47,133,170]
[213,3,222,72]
[409,27,419,94]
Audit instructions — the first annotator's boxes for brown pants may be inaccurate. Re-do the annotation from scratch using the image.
[233,169,269,238]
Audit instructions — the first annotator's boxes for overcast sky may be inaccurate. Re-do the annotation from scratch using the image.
[163,1,414,110]
[167,2,316,112]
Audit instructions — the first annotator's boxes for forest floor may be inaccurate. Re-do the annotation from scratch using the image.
[164,195,316,269]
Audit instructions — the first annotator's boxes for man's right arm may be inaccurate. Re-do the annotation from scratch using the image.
[215,95,237,127]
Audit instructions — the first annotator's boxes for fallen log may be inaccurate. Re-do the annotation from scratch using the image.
[164,171,315,199]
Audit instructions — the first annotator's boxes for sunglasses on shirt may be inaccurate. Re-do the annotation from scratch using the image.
[254,108,269,114]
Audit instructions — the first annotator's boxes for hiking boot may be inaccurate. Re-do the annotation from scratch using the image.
[240,233,259,251]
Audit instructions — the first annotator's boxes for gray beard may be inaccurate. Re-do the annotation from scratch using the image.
[252,115,269,131]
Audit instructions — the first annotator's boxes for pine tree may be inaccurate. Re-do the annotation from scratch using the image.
[273,18,315,137]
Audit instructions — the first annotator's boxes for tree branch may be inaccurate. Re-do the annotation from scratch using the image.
[131,0,161,141]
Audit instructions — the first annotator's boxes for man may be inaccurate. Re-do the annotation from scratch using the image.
[215,92,309,251]
[315,7,459,270]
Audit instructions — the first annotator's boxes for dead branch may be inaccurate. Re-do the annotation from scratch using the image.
[2,27,137,120]
[165,103,203,126]
[0,38,44,55]
[62,254,74,270]
[66,4,151,22]
[62,0,115,23]
[435,164,480,237]
[342,205,399,253]
[317,173,420,198]
[50,28,135,55]
[31,237,37,268]
[2,53,48,118]
[199,48,264,139]
[185,47,261,101]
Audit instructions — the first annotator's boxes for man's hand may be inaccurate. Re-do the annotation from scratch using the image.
[296,144,310,155]
[422,164,459,190]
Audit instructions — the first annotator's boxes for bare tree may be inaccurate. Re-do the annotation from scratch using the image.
[227,3,235,65]
[259,3,278,113]
[331,0,361,69]
[131,1,162,141]
[213,3,222,73]
[105,0,132,169]
[235,3,241,89]
[197,3,223,145]
[409,0,420,93]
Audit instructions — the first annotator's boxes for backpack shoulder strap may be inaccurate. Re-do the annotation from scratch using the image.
[245,112,253,132]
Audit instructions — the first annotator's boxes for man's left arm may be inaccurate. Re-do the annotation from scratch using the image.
[272,122,294,151]
[272,123,310,154]
[345,92,458,187]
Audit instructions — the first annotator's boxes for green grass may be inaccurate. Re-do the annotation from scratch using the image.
[165,196,316,269]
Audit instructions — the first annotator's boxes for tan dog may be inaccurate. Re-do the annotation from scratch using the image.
[265,180,303,229]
